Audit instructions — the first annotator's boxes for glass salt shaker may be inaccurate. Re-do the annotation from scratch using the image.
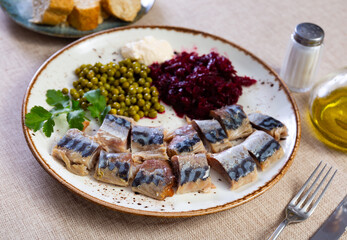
[280,23,324,92]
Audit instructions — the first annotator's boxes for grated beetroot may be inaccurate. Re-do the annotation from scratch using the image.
[149,52,257,119]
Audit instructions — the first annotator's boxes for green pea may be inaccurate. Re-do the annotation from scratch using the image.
[113,80,120,87]
[91,77,98,84]
[78,89,84,96]
[148,110,157,118]
[112,94,118,101]
[129,87,137,95]
[151,97,158,103]
[138,78,145,86]
[62,88,69,94]
[81,101,88,109]
[75,68,82,75]
[130,97,137,104]
[110,109,117,115]
[87,82,93,88]
[143,87,150,94]
[138,99,145,107]
[73,81,79,88]
[76,84,82,90]
[125,98,131,106]
[152,89,159,97]
[144,82,150,88]
[137,93,143,99]
[104,83,111,90]
[70,88,77,95]
[92,85,98,90]
[101,90,108,97]
[92,66,99,73]
[117,109,124,116]
[112,88,120,95]
[120,102,126,108]
[134,66,141,74]
[119,77,126,84]
[126,72,133,78]
[140,70,147,78]
[129,109,136,116]
[114,71,121,78]
[107,69,115,77]
[138,111,144,118]
[99,65,107,73]
[144,93,151,101]
[137,87,144,93]
[118,94,125,102]
[120,66,127,74]
[87,70,95,80]
[122,82,130,89]
[108,77,115,84]
[154,102,161,110]
[133,114,140,121]
[72,92,80,99]
[112,102,121,109]
[100,76,107,83]
[146,77,153,84]
[81,79,88,87]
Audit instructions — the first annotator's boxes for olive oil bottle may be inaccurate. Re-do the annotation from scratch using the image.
[309,69,347,152]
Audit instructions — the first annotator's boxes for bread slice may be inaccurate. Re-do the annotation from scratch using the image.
[31,0,74,25]
[101,0,141,22]
[68,0,101,31]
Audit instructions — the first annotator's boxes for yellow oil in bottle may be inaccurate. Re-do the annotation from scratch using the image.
[310,87,347,151]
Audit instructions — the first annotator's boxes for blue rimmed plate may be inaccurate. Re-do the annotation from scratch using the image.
[0,0,155,38]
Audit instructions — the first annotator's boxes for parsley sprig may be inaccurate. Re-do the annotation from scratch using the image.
[25,89,110,137]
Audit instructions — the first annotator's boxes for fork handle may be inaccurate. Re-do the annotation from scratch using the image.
[267,218,290,240]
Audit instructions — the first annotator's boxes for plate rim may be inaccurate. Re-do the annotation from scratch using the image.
[21,25,301,217]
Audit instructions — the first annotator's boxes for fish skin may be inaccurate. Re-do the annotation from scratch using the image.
[210,105,253,141]
[248,112,288,140]
[94,150,138,187]
[131,159,175,200]
[94,114,133,153]
[192,119,231,153]
[207,145,257,190]
[171,153,212,194]
[52,129,101,176]
[166,125,206,157]
[242,130,284,170]
[131,126,168,163]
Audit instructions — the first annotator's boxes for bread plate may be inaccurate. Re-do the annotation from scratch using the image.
[22,26,301,217]
[0,0,155,38]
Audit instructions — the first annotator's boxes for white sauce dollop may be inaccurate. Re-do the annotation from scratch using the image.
[120,36,174,65]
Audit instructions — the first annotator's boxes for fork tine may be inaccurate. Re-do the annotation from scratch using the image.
[290,161,322,204]
[296,164,327,207]
[302,166,331,211]
[307,169,337,215]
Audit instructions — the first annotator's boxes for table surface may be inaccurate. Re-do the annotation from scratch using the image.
[0,0,346,239]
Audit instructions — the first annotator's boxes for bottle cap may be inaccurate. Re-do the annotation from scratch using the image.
[294,23,324,47]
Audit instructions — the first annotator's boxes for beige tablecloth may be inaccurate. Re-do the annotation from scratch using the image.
[0,0,346,239]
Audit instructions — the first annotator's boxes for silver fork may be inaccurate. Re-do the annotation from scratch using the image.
[267,161,337,240]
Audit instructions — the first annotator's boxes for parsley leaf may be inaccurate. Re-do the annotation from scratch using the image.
[46,90,70,108]
[25,89,109,137]
[42,118,55,137]
[25,106,52,131]
[71,99,81,110]
[84,89,110,122]
[100,105,111,123]
[67,110,85,130]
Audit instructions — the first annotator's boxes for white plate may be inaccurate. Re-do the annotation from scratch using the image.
[22,26,301,217]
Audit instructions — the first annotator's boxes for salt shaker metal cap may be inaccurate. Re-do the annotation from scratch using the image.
[293,23,324,47]
[280,23,324,92]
